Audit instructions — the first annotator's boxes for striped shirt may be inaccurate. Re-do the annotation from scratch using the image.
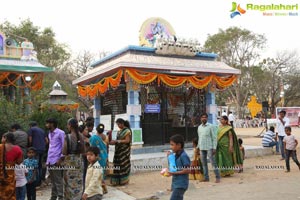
[262,130,276,146]
[197,123,217,150]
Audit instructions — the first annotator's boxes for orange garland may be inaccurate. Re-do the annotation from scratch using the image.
[0,72,44,91]
[77,68,238,98]
[77,70,123,99]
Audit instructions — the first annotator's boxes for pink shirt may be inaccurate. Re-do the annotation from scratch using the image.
[283,135,297,150]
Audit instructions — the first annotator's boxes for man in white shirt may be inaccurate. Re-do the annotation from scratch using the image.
[276,110,290,160]
[228,112,235,128]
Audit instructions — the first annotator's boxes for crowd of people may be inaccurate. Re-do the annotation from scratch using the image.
[0,117,132,200]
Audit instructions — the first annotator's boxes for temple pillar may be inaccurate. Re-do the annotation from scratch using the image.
[206,88,217,125]
[93,96,101,128]
[126,80,143,145]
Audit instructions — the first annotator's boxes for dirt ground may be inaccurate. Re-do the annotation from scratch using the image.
[116,127,300,199]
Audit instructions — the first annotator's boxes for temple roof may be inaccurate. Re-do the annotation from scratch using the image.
[73,45,240,85]
[0,58,52,73]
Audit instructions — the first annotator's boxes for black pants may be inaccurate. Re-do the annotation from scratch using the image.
[285,149,300,171]
[26,181,36,200]
[230,121,234,128]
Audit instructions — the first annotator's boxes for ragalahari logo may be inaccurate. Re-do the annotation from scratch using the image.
[230,2,246,18]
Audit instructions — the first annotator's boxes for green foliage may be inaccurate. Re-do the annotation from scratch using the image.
[0,96,29,137]
[0,19,71,68]
[30,108,73,133]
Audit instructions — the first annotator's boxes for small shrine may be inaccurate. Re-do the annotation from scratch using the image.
[0,32,52,113]
[73,17,240,145]
[42,81,79,112]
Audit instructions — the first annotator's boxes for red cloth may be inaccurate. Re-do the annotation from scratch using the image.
[6,145,22,162]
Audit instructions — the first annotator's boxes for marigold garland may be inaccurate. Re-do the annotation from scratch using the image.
[77,68,237,98]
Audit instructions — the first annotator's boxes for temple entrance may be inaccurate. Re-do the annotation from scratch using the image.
[141,85,206,145]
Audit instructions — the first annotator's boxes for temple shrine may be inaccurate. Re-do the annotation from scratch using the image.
[73,18,240,145]
[0,32,52,113]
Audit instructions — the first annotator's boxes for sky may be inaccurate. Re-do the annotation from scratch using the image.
[1,0,299,59]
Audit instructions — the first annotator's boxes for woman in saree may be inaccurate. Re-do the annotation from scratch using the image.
[216,116,243,177]
[110,118,132,186]
[0,132,23,200]
[89,123,108,193]
[63,118,85,200]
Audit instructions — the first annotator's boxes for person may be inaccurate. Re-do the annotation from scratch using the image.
[10,123,28,157]
[63,118,85,200]
[110,118,132,186]
[238,138,245,173]
[189,138,204,181]
[89,124,108,194]
[45,118,65,200]
[216,116,243,177]
[79,124,90,192]
[82,147,103,200]
[228,112,235,128]
[276,110,290,160]
[28,121,48,187]
[197,113,220,183]
[86,117,95,136]
[24,147,38,200]
[166,134,190,200]
[283,127,300,172]
[262,126,279,153]
[221,110,227,117]
[0,132,23,200]
[15,162,28,200]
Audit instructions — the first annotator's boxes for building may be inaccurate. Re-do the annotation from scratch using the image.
[73,18,240,145]
[0,32,52,114]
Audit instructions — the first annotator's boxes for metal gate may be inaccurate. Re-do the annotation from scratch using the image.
[141,86,205,145]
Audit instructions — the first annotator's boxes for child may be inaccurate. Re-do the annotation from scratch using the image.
[283,127,300,172]
[24,147,38,200]
[189,138,204,181]
[82,147,103,200]
[15,163,28,200]
[238,138,245,173]
[167,134,190,200]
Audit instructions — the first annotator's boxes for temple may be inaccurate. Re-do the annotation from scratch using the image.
[0,32,52,113]
[73,18,240,145]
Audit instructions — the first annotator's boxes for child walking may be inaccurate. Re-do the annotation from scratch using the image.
[238,138,245,173]
[15,163,28,200]
[167,134,191,200]
[24,147,38,200]
[189,138,204,181]
[283,127,300,172]
[82,147,103,200]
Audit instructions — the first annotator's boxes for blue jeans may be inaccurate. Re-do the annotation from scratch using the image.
[200,149,220,181]
[285,150,300,171]
[263,141,279,152]
[170,188,186,200]
[16,185,26,200]
[278,136,285,159]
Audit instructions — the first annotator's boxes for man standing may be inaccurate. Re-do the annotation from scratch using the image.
[228,112,235,128]
[10,123,28,157]
[197,113,220,183]
[28,121,48,187]
[46,118,65,200]
[276,110,289,160]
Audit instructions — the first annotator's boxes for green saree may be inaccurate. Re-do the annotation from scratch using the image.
[216,126,243,176]
[111,128,131,186]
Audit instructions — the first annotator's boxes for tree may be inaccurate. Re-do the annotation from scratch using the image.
[260,51,300,114]
[204,27,267,118]
[0,19,70,68]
